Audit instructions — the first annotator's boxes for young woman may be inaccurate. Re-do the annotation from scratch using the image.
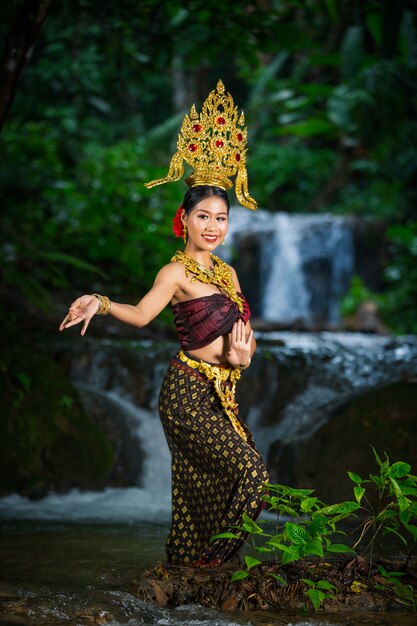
[59,184,269,568]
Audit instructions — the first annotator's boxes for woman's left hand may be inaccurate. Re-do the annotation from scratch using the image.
[226,319,253,368]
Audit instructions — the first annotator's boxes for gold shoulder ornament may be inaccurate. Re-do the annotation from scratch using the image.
[144,79,257,210]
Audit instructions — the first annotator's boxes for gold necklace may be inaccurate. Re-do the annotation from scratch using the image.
[171,250,244,313]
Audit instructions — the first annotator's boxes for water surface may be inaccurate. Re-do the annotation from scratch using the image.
[0,517,415,626]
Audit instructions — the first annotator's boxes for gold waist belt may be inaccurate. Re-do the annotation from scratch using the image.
[177,351,247,442]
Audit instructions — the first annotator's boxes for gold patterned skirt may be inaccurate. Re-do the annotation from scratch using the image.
[158,353,270,567]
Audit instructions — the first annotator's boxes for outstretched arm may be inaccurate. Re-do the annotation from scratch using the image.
[59,264,179,336]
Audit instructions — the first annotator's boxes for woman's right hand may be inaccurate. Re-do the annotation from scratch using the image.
[59,294,100,336]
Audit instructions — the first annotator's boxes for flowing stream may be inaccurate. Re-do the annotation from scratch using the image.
[1,518,415,626]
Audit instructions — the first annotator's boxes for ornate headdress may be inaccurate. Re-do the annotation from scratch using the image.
[144,80,257,210]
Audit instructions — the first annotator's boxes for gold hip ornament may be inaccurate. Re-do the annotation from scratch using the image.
[178,351,247,442]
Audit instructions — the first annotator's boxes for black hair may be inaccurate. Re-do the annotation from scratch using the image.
[182,185,230,215]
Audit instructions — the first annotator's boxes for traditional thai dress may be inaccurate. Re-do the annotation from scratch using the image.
[158,291,269,567]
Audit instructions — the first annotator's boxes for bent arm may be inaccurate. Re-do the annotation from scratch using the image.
[230,266,256,357]
[59,263,180,335]
[110,266,177,328]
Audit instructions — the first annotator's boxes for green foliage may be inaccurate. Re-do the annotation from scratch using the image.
[340,275,381,317]
[301,578,336,611]
[1,1,417,333]
[379,221,417,334]
[376,565,417,611]
[341,221,417,334]
[0,120,182,323]
[0,348,114,493]
[224,449,417,612]
[350,448,417,563]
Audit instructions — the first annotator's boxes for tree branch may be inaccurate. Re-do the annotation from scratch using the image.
[0,0,53,132]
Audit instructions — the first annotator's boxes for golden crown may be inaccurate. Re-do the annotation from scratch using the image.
[144,80,258,210]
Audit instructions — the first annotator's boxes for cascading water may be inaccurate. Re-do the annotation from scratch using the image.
[222,208,354,325]
[0,344,173,523]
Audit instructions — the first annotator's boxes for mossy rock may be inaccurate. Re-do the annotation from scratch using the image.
[0,347,114,496]
[270,380,417,502]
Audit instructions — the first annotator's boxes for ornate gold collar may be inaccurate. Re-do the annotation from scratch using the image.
[171,250,244,313]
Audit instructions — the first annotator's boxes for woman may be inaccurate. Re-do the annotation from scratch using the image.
[59,81,269,568]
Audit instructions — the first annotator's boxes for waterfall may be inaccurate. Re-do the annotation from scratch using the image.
[222,208,354,325]
[0,345,174,523]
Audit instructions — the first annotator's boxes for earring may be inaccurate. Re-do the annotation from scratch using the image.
[183,224,187,244]
[221,236,227,246]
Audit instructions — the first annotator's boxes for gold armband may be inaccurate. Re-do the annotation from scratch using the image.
[93,293,111,315]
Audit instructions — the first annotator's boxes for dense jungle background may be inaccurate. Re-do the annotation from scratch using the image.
[1,0,417,497]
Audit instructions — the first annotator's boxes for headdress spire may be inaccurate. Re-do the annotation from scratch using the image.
[144,80,257,210]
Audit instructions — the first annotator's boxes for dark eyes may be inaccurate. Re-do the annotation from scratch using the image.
[197,214,227,221]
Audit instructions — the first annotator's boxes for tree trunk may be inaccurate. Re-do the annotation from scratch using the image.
[0,0,53,132]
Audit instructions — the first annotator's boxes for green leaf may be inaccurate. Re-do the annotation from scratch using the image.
[400,509,411,525]
[307,588,326,611]
[300,497,319,513]
[398,494,411,512]
[280,546,302,565]
[354,486,366,504]
[274,505,299,517]
[286,522,308,545]
[245,556,262,570]
[348,471,363,484]
[316,580,336,591]
[319,501,360,523]
[371,446,384,467]
[231,570,249,581]
[265,537,287,550]
[300,578,315,587]
[370,474,384,488]
[302,539,324,557]
[309,514,328,536]
[388,462,411,479]
[266,540,300,558]
[326,543,355,553]
[242,511,264,534]
[403,522,417,541]
[210,531,240,541]
[268,573,286,585]
[254,546,273,553]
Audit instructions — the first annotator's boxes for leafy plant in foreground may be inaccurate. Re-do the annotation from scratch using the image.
[349,448,417,565]
[212,449,417,612]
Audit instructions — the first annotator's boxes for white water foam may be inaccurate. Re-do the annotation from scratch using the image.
[0,486,171,523]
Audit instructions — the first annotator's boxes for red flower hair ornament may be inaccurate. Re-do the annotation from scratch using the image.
[172,205,185,239]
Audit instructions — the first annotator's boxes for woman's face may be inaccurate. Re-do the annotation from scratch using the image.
[182,196,229,251]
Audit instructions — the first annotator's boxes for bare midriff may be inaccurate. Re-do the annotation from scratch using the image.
[186,334,229,365]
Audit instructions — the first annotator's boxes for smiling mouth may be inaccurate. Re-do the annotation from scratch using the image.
[202,234,218,242]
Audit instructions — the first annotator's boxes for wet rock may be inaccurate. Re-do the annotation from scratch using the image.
[76,609,113,624]
[274,380,417,503]
[0,346,114,497]
[342,300,388,334]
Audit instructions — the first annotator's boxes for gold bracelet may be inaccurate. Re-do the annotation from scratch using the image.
[93,293,111,315]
